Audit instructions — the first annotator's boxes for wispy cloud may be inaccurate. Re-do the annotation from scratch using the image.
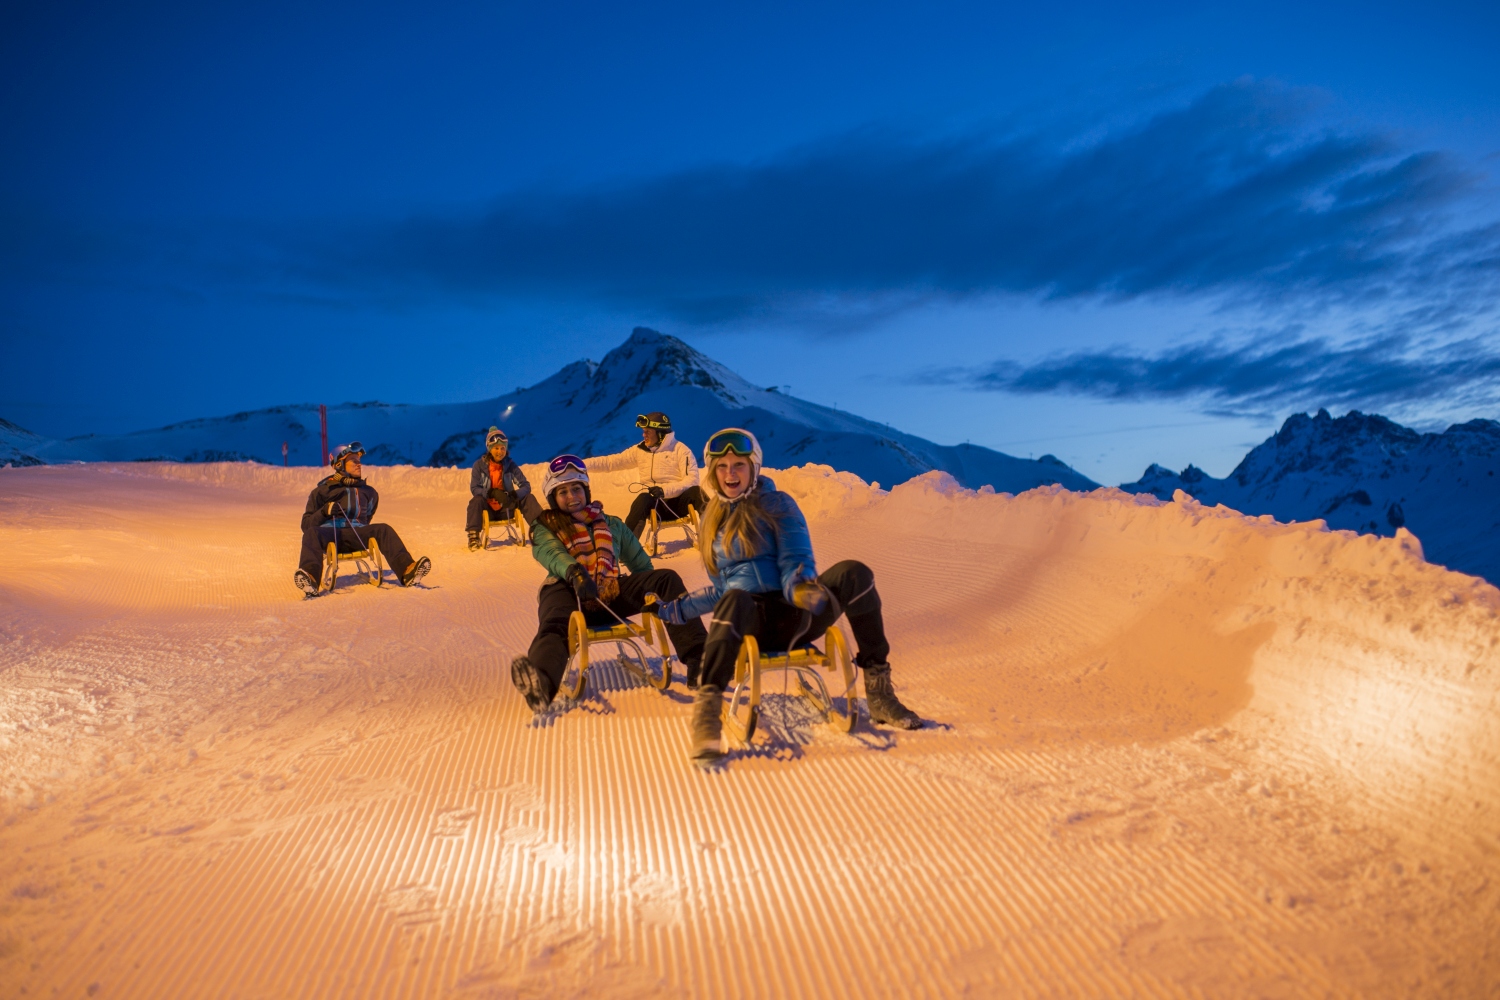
[913,333,1500,418]
[301,79,1497,323]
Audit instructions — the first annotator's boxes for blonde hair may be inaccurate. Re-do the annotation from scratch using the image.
[698,453,779,574]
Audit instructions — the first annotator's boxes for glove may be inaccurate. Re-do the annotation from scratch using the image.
[325,501,338,517]
[565,563,599,602]
[488,487,507,502]
[791,581,829,615]
[655,598,686,626]
[647,486,665,500]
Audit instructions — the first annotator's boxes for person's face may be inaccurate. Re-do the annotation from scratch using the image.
[554,481,589,513]
[714,455,753,499]
[641,427,662,448]
[488,441,508,460]
[344,455,363,477]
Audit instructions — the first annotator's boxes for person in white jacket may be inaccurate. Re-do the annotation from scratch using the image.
[585,412,705,536]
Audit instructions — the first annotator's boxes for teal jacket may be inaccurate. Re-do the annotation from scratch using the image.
[531,511,653,583]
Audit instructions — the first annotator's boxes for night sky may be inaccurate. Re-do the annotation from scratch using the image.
[3,1,1498,483]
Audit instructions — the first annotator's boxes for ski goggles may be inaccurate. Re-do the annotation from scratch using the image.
[704,429,756,458]
[635,413,671,431]
[548,454,588,474]
[485,429,508,447]
[331,442,365,463]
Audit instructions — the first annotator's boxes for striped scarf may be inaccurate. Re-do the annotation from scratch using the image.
[556,501,619,607]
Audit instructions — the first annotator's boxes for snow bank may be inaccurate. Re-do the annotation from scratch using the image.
[3,460,1498,996]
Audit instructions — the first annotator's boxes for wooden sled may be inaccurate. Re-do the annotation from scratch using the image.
[321,537,383,594]
[480,507,530,548]
[561,596,674,699]
[723,625,857,745]
[644,503,698,557]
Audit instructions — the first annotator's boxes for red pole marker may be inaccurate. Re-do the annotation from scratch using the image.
[319,405,328,465]
[282,441,288,467]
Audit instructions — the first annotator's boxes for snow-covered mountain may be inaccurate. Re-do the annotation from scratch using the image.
[7,328,1098,494]
[1121,408,1500,582]
[1,418,47,467]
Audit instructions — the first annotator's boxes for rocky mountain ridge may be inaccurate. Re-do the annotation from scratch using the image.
[1122,408,1500,582]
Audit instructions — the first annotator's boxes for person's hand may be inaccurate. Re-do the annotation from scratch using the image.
[647,486,665,500]
[325,501,338,517]
[654,598,685,625]
[565,563,599,602]
[791,581,829,614]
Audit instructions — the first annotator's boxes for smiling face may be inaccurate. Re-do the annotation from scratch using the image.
[488,441,508,461]
[553,480,589,513]
[641,427,662,448]
[714,454,753,500]
[343,455,363,477]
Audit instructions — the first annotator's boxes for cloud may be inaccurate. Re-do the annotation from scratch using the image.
[914,333,1500,418]
[302,78,1497,323]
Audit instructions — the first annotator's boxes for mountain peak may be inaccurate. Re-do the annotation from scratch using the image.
[580,327,754,417]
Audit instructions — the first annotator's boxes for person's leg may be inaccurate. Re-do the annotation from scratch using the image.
[613,569,706,675]
[299,524,331,578]
[624,492,656,534]
[817,559,918,727]
[697,589,763,690]
[466,496,488,532]
[690,587,765,763]
[519,581,576,701]
[361,524,414,578]
[518,493,543,525]
[664,486,705,519]
[817,560,890,664]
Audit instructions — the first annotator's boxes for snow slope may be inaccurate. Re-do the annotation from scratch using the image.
[14,328,1098,495]
[1123,408,1500,583]
[2,461,1496,997]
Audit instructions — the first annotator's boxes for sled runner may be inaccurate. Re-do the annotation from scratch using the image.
[480,507,530,548]
[561,596,674,699]
[722,625,857,744]
[321,538,383,593]
[644,503,698,557]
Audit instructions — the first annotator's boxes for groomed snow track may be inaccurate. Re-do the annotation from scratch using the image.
[2,462,1497,998]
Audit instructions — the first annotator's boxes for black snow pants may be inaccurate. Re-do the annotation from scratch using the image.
[623,486,706,535]
[697,559,889,691]
[527,569,707,698]
[298,523,415,580]
[466,493,543,532]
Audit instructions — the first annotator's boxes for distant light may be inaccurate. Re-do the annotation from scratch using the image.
[502,404,515,418]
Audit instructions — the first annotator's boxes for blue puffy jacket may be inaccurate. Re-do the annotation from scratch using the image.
[662,477,818,622]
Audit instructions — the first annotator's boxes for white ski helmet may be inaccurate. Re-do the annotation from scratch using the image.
[541,454,591,508]
[701,427,763,501]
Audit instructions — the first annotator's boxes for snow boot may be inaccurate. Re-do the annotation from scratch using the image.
[690,685,724,765]
[862,662,921,729]
[466,530,482,551]
[293,569,319,598]
[510,655,553,715]
[402,556,431,587]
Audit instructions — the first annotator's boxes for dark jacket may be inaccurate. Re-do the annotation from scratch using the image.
[469,454,533,503]
[301,475,379,532]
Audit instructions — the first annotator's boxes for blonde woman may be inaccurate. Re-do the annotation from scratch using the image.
[657,428,920,763]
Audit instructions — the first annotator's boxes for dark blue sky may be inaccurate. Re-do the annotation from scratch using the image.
[3,1,1498,482]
